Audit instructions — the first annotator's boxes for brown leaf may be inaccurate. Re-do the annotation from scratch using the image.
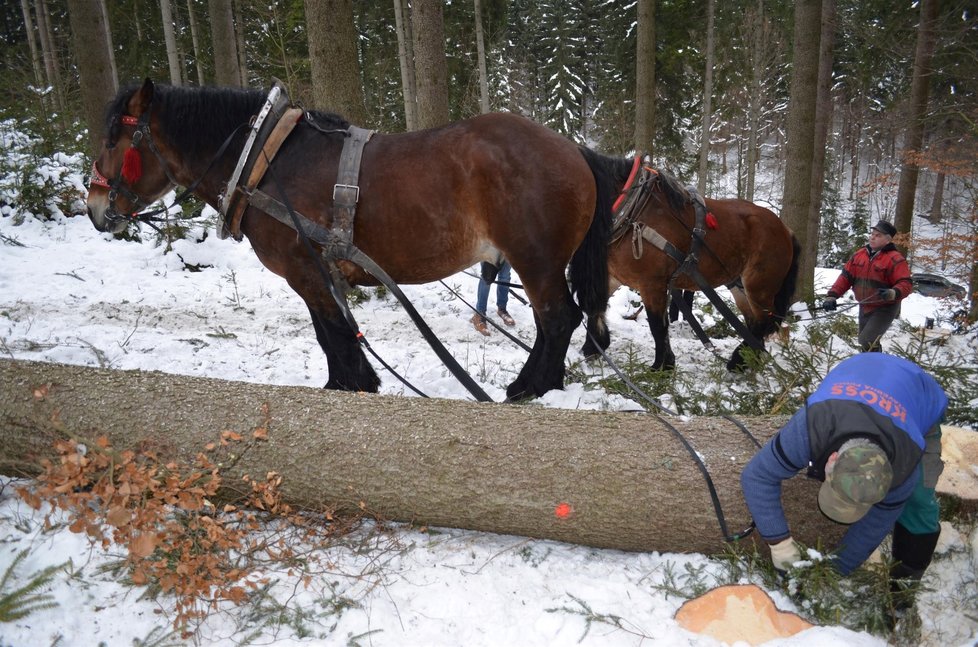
[106,506,131,528]
[131,532,158,558]
[32,384,50,400]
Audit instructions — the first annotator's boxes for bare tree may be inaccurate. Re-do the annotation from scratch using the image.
[697,0,716,194]
[780,0,822,302]
[160,0,183,85]
[34,0,66,111]
[474,0,490,114]
[208,0,241,86]
[394,0,418,130]
[304,0,367,124]
[185,0,206,84]
[893,0,940,238]
[65,0,118,157]
[805,0,836,276]
[19,0,44,91]
[633,0,655,156]
[411,0,451,129]
[233,0,249,85]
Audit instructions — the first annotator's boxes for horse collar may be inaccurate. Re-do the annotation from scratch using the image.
[219,82,291,239]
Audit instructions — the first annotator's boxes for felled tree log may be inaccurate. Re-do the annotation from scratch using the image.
[0,358,844,554]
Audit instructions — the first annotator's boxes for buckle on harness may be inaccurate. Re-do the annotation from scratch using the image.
[333,183,360,204]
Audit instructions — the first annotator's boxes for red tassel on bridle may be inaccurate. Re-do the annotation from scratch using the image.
[121,146,142,184]
[705,212,718,229]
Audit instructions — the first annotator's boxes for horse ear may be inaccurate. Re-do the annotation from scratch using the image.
[128,78,155,117]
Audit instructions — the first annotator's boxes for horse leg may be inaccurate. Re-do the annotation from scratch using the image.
[580,311,610,359]
[644,291,675,370]
[506,282,582,401]
[725,283,767,373]
[306,304,381,392]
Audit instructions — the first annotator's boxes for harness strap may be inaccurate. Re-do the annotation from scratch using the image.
[332,125,375,243]
[633,222,766,352]
[224,107,304,241]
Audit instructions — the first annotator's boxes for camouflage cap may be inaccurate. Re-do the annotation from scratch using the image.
[817,442,893,524]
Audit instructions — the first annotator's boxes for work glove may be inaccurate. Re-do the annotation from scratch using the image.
[769,537,803,572]
[821,298,837,311]
[878,288,897,301]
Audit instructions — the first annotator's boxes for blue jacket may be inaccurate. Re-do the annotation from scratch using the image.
[741,354,947,574]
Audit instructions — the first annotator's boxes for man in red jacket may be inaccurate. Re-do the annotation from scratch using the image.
[822,220,913,352]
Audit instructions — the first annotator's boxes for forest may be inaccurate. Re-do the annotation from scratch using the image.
[0,0,976,317]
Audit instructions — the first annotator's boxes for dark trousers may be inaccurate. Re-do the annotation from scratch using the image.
[858,303,899,352]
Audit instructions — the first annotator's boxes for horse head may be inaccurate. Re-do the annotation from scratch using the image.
[87,79,178,233]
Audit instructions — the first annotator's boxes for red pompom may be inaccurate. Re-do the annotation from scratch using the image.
[705,212,718,230]
[121,147,142,184]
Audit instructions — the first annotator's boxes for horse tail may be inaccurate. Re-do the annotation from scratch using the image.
[770,233,802,330]
[572,146,622,317]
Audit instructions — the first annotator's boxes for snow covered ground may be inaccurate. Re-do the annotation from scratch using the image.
[1,210,976,646]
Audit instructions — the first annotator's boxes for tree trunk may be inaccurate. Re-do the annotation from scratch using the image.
[744,0,765,202]
[393,0,418,130]
[633,0,655,157]
[411,0,451,129]
[805,0,836,276]
[34,0,65,112]
[233,0,249,86]
[186,0,206,84]
[697,0,716,195]
[208,0,241,86]
[928,170,945,224]
[893,0,939,241]
[160,0,183,85]
[0,359,845,556]
[304,0,368,124]
[19,0,45,92]
[474,0,490,115]
[65,0,118,157]
[780,0,822,303]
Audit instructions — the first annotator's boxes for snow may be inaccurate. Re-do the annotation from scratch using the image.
[1,210,976,646]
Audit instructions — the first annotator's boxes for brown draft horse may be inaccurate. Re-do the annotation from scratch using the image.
[580,155,800,371]
[85,80,616,401]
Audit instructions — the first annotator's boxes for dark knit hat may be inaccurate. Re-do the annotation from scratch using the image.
[872,220,897,237]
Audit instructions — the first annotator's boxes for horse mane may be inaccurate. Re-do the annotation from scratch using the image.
[105,82,352,153]
[652,168,690,213]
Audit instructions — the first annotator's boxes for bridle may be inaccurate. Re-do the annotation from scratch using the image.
[88,101,249,229]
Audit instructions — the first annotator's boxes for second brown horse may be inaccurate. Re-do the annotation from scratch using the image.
[581,155,800,371]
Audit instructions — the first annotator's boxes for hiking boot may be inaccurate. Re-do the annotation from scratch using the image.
[471,313,490,336]
[497,309,516,326]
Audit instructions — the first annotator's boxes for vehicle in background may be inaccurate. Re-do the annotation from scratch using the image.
[912,272,967,299]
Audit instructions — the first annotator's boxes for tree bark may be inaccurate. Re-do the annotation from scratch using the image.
[780,0,822,303]
[19,0,45,92]
[160,0,183,85]
[233,0,249,86]
[411,0,451,129]
[0,359,844,556]
[893,0,939,240]
[208,0,241,86]
[35,0,66,112]
[393,0,418,130]
[805,0,836,278]
[186,0,206,84]
[633,0,655,157]
[697,0,716,195]
[303,0,368,124]
[474,0,490,115]
[65,0,118,157]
